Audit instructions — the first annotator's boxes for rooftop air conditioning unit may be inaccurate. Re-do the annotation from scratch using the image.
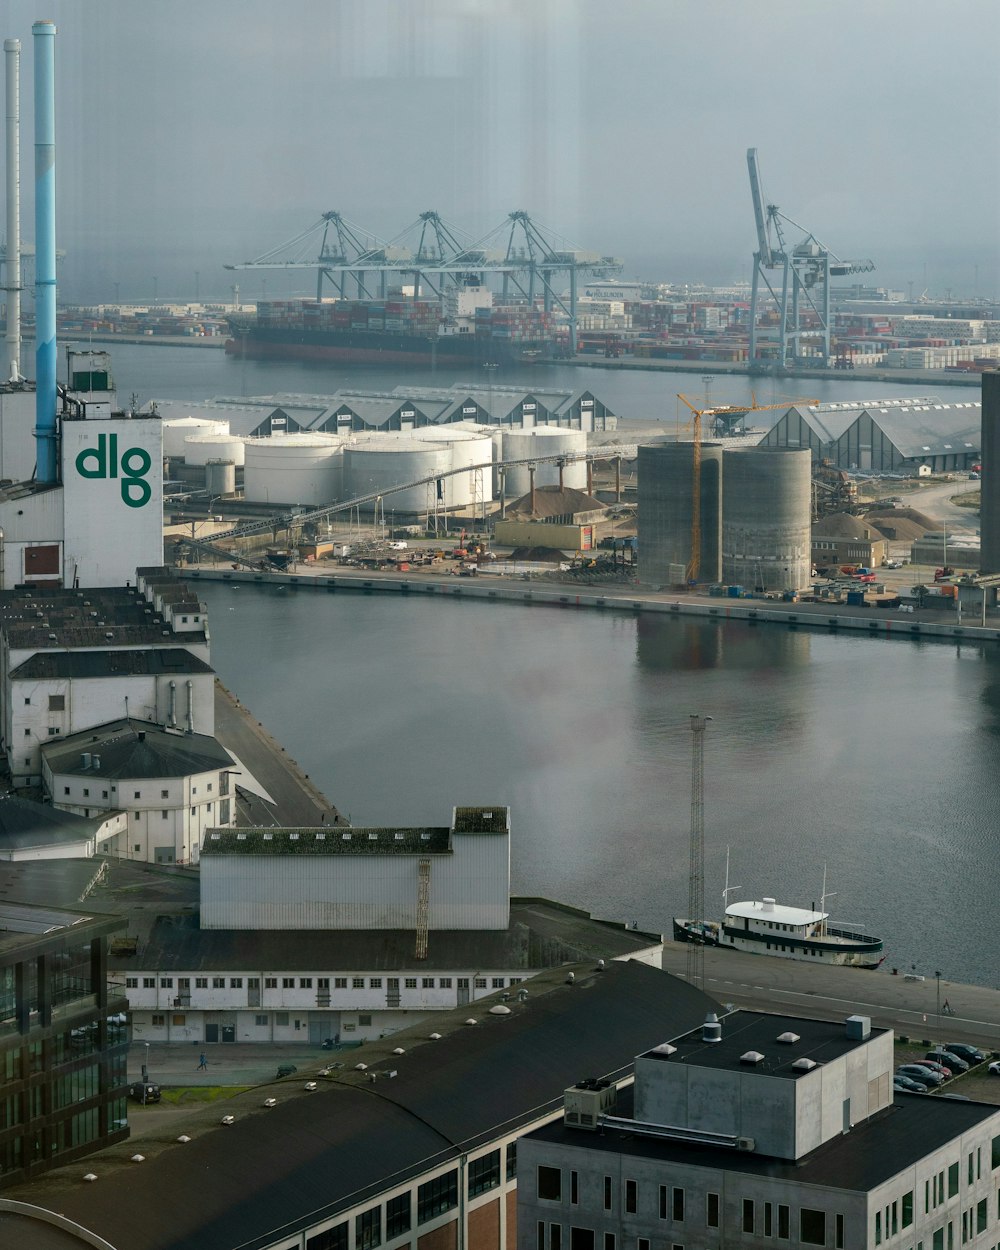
[736,1136,756,1152]
[563,1079,616,1131]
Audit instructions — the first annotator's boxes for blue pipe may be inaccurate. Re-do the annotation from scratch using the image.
[33,20,56,484]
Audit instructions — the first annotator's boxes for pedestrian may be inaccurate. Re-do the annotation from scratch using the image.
[942,999,952,1015]
[198,1052,208,1070]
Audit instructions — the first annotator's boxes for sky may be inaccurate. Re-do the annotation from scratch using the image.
[3,0,999,304]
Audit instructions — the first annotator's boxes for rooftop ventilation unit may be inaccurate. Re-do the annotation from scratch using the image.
[740,1051,766,1065]
[845,1014,871,1041]
[792,1058,818,1072]
[777,1031,801,1044]
[651,1042,677,1057]
[564,1079,617,1131]
[702,1012,722,1044]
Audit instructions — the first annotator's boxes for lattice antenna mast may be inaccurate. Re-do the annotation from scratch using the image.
[686,714,712,989]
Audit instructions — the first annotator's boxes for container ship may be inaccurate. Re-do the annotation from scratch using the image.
[225,294,554,367]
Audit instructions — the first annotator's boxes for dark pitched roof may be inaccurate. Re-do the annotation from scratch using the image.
[11,648,213,681]
[0,858,110,910]
[11,960,718,1250]
[0,794,113,849]
[41,720,233,780]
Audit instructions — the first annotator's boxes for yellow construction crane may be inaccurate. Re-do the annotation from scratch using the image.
[676,393,819,581]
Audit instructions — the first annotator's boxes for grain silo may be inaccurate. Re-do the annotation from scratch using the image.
[183,433,247,467]
[501,428,587,498]
[162,417,229,458]
[243,433,343,506]
[722,447,812,590]
[409,426,495,509]
[343,440,453,515]
[637,442,724,585]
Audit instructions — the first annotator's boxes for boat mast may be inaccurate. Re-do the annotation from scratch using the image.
[686,714,712,991]
[819,864,837,937]
[722,845,742,912]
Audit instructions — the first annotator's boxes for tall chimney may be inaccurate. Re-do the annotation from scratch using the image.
[32,20,56,484]
[4,38,21,382]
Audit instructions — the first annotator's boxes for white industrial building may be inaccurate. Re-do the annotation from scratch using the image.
[42,719,235,865]
[518,1010,1000,1250]
[116,807,665,1044]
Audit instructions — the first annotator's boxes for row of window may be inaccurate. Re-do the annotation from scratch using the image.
[537,1170,843,1247]
[125,975,523,991]
[306,1149,517,1250]
[62,783,215,798]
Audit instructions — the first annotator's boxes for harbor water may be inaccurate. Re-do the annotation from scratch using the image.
[108,344,993,987]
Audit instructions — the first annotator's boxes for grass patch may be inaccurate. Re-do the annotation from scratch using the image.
[159,1085,251,1106]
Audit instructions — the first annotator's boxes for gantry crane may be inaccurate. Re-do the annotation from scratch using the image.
[747,148,875,369]
[677,394,706,582]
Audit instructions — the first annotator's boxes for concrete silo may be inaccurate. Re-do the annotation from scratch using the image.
[343,440,453,515]
[638,442,724,585]
[501,428,587,499]
[162,417,229,458]
[722,447,812,591]
[242,434,343,506]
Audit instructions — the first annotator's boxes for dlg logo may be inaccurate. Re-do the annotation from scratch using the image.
[75,433,152,508]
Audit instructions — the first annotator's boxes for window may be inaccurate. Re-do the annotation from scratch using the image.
[538,1166,562,1202]
[778,1204,790,1239]
[506,1142,517,1180]
[191,807,196,816]
[970,1151,975,1185]
[949,1163,960,1197]
[418,1170,458,1222]
[160,978,173,989]
[743,1199,755,1234]
[255,1014,268,1027]
[607,1178,615,1213]
[637,1241,649,1250]
[161,811,168,819]
[475,977,487,988]
[230,978,243,989]
[172,1014,185,1026]
[993,1135,1000,1170]
[386,1193,410,1240]
[355,1206,381,1250]
[133,844,141,853]
[212,977,224,989]
[569,1231,594,1250]
[707,1192,720,1228]
[440,977,452,988]
[405,978,417,988]
[63,787,69,795]
[603,1237,615,1250]
[903,1191,913,1229]
[369,977,382,989]
[571,1171,579,1205]
[334,977,347,989]
[23,697,29,705]
[23,728,30,737]
[468,1150,500,1197]
[282,978,295,989]
[978,1199,988,1234]
[352,977,364,989]
[275,1012,289,1026]
[359,1014,372,1026]
[306,1223,348,1250]
[492,977,505,988]
[82,787,89,796]
[836,1212,845,1248]
[299,978,313,989]
[800,1209,826,1246]
[765,1202,773,1236]
[125,977,138,988]
[142,977,155,989]
[161,790,169,799]
[207,782,213,791]
[317,978,329,990]
[192,977,206,988]
[102,790,107,798]
[672,1188,684,1221]
[422,977,435,988]
[47,727,58,736]
[151,1014,165,1026]
[264,977,277,989]
[625,1180,636,1214]
[134,791,141,799]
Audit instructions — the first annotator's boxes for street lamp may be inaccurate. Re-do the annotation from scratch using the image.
[935,970,942,1028]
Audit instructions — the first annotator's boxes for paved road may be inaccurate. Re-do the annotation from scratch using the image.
[661,941,1000,1051]
[212,681,342,827]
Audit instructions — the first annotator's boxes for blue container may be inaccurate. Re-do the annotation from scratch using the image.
[727,585,743,598]
[846,591,864,606]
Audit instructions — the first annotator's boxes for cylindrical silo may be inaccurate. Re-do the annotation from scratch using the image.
[243,433,343,505]
[637,441,724,586]
[205,459,237,497]
[722,447,812,591]
[501,428,587,499]
[183,433,246,467]
[343,440,453,515]
[450,421,503,495]
[409,426,495,509]
[162,416,229,458]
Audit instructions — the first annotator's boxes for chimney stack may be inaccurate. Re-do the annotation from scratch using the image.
[32,20,57,483]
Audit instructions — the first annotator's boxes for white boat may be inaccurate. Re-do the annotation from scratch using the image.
[673,861,884,969]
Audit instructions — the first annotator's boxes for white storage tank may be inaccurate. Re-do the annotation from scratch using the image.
[449,421,503,495]
[343,440,453,514]
[163,417,229,458]
[183,433,247,467]
[502,427,587,498]
[409,426,495,509]
[243,433,343,506]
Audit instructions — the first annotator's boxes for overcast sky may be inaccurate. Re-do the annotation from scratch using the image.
[4,0,999,303]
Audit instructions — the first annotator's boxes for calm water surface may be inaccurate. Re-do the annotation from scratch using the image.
[199,583,1000,989]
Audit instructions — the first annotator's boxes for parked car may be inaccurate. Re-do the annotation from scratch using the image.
[127,1079,160,1104]
[897,1064,944,1087]
[893,1074,931,1093]
[945,1043,985,1065]
[884,560,903,569]
[918,1058,953,1078]
[987,1061,1000,1077]
[926,1050,968,1073]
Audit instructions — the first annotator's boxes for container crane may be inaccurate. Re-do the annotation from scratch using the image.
[677,394,705,582]
[747,148,874,370]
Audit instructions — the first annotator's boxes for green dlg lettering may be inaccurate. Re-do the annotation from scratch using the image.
[120,446,152,508]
